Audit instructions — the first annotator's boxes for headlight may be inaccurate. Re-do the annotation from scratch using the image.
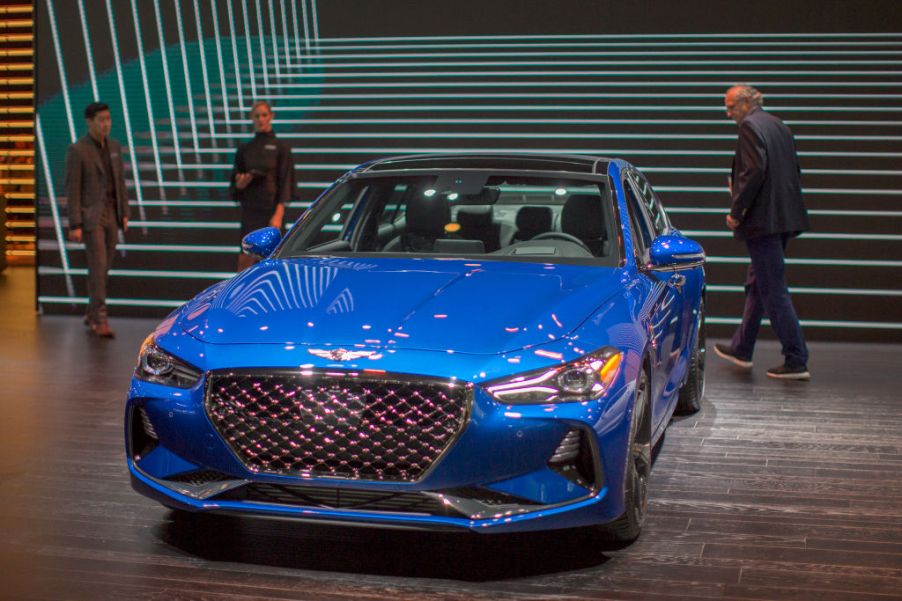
[135,337,203,388]
[484,348,623,404]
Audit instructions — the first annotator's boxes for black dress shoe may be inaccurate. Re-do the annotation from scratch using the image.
[767,364,810,380]
[713,343,752,369]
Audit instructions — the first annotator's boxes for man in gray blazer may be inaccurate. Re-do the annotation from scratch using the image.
[66,102,130,338]
[713,86,810,380]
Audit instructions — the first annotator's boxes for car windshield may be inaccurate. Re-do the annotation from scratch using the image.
[277,172,619,266]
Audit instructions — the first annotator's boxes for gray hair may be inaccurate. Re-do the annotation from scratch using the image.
[730,85,764,108]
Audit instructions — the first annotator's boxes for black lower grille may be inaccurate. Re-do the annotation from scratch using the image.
[205,370,470,482]
[216,483,456,516]
[167,470,233,486]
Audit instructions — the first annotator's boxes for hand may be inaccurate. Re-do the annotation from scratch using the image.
[726,215,741,230]
[234,172,253,190]
[68,227,83,243]
[122,217,128,233]
[268,217,283,230]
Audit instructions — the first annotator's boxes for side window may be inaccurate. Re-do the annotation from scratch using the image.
[630,171,669,236]
[623,179,654,263]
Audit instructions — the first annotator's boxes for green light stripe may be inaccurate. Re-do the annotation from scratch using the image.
[208,117,902,127]
[257,70,902,79]
[200,104,902,112]
[225,91,902,100]
[669,208,902,217]
[223,80,902,89]
[316,33,902,42]
[310,41,902,51]
[706,257,902,267]
[266,60,902,69]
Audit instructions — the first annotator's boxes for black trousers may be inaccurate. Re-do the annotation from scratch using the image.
[84,204,118,321]
[729,233,809,368]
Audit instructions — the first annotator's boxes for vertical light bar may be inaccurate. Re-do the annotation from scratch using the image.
[309,0,319,46]
[255,0,270,89]
[130,0,164,195]
[44,0,76,142]
[299,0,310,54]
[192,0,217,143]
[36,114,75,297]
[174,0,200,155]
[279,0,290,69]
[153,0,184,177]
[267,0,280,79]
[210,0,231,125]
[105,0,145,217]
[77,0,99,100]
[226,0,245,114]
[290,0,301,62]
[241,0,257,100]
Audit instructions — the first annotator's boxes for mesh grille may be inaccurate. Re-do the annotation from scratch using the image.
[205,370,470,482]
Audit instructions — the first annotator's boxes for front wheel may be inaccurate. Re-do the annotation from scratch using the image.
[676,301,706,414]
[596,368,651,544]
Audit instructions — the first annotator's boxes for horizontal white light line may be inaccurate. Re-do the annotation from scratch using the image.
[670,208,902,217]
[155,162,902,178]
[198,104,902,113]
[221,81,902,89]
[128,220,238,229]
[190,131,902,142]
[270,60,902,69]
[39,267,232,279]
[309,41,902,51]
[38,296,186,308]
[685,231,902,240]
[317,33,902,42]
[145,147,902,158]
[205,117,902,127]
[707,316,902,329]
[706,257,902,267]
[258,70,902,79]
[707,284,902,296]
[295,50,902,61]
[219,90,902,100]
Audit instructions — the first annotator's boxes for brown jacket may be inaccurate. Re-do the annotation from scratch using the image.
[65,135,130,231]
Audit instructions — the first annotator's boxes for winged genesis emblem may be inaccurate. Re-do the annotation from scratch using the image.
[308,348,375,361]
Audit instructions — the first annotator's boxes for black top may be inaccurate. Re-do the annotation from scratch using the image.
[229,131,296,213]
[88,134,117,206]
[730,108,810,241]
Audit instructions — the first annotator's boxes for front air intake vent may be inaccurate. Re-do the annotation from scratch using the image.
[548,427,600,490]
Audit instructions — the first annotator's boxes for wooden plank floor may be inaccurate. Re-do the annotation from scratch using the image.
[2,265,901,601]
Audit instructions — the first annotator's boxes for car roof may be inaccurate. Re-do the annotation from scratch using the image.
[358,153,619,176]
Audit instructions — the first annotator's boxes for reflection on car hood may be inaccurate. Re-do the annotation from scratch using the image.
[176,257,623,354]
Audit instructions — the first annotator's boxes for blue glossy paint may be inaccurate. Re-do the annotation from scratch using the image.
[125,154,705,534]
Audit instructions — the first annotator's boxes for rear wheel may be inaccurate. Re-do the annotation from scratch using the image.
[676,302,706,414]
[597,368,651,544]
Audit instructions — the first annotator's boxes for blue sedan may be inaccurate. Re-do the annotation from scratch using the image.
[126,154,706,542]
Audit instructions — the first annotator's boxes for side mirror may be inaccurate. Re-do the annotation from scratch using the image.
[648,234,705,269]
[241,227,282,258]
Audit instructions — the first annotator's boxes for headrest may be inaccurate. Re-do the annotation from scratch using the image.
[515,206,553,236]
[406,193,451,236]
[457,206,494,229]
[562,194,605,240]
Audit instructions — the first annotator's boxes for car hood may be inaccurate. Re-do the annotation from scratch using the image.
[175,257,623,355]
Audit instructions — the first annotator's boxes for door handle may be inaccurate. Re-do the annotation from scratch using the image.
[669,273,686,289]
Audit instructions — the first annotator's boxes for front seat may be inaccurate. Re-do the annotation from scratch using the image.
[512,206,553,242]
[561,194,607,256]
[457,206,501,252]
[384,192,451,252]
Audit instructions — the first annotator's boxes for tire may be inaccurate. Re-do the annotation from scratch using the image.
[597,367,652,544]
[676,301,706,414]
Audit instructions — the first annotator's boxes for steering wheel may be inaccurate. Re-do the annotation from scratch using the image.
[531,231,593,254]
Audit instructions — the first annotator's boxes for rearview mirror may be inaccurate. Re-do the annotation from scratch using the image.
[648,234,705,270]
[241,227,282,258]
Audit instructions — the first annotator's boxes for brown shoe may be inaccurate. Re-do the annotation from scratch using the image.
[91,320,115,338]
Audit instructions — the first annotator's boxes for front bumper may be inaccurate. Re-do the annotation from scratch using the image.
[126,363,635,534]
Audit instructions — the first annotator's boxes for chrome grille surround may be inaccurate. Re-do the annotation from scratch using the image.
[204,369,471,482]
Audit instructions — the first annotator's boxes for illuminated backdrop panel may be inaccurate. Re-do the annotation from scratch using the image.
[36,1,902,341]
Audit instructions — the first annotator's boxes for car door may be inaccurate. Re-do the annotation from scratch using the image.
[623,173,684,429]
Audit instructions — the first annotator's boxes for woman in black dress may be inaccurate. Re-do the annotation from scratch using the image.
[229,100,296,271]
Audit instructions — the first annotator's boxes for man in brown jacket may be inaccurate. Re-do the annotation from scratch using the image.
[66,102,130,338]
